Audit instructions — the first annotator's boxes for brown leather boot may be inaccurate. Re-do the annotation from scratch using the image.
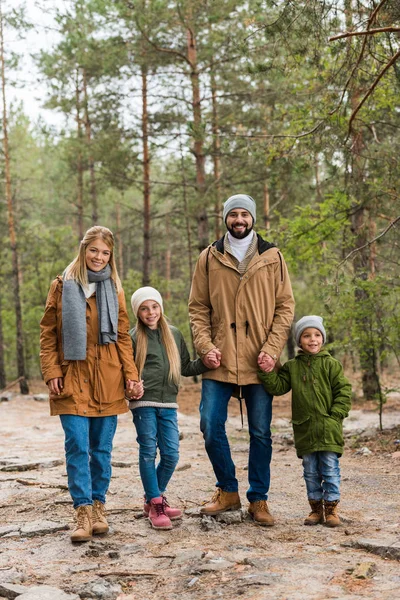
[304,499,324,525]
[200,488,241,515]
[70,505,92,542]
[248,500,275,526]
[92,500,109,535]
[325,500,341,527]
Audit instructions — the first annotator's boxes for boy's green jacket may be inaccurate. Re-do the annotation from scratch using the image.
[258,349,352,457]
[130,325,208,405]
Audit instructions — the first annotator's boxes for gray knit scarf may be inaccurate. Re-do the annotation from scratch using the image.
[62,265,119,360]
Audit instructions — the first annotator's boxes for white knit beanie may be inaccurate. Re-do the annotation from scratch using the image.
[294,315,326,346]
[131,286,164,317]
[223,194,256,224]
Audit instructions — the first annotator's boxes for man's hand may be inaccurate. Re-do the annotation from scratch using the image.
[257,352,276,373]
[203,348,222,370]
[126,379,144,400]
[47,377,64,395]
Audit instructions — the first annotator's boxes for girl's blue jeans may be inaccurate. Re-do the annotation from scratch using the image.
[302,451,341,501]
[131,406,180,502]
[200,380,273,502]
[59,414,117,508]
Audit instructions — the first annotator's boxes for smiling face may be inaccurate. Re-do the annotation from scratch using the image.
[299,327,324,354]
[138,300,162,329]
[226,208,253,239]
[85,237,112,272]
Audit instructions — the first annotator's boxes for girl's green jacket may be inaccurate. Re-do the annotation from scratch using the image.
[130,325,208,405]
[258,349,352,457]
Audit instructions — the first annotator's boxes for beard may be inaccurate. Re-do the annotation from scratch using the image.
[227,223,253,239]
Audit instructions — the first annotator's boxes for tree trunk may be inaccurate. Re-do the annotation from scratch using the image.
[75,72,84,240]
[263,182,270,231]
[115,196,124,280]
[211,68,222,240]
[186,24,208,252]
[82,67,98,224]
[0,292,6,390]
[0,3,29,394]
[165,212,171,301]
[141,63,151,286]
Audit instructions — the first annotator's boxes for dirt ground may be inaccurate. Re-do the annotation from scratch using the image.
[0,378,399,600]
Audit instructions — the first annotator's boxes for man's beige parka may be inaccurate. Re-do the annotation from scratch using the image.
[188,234,295,385]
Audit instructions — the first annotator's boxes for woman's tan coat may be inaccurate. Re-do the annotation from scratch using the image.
[40,277,138,417]
[188,235,295,385]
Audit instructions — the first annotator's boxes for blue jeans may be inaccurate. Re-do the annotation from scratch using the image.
[200,380,273,502]
[302,451,341,501]
[60,415,117,508]
[131,407,180,502]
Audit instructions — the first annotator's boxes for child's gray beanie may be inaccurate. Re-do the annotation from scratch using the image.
[294,315,326,346]
[223,194,256,223]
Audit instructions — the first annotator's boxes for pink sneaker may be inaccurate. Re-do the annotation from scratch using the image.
[148,497,172,530]
[144,496,182,521]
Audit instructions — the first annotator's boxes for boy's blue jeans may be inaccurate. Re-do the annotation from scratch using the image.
[302,451,341,501]
[60,414,117,508]
[200,379,273,502]
[131,406,179,502]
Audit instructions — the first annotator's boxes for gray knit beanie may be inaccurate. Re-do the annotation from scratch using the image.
[223,194,256,224]
[131,286,163,317]
[295,315,326,346]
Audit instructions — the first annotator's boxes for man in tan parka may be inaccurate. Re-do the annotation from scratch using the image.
[189,194,294,525]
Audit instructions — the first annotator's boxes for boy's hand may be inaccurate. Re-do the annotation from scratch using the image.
[126,379,144,400]
[258,352,276,373]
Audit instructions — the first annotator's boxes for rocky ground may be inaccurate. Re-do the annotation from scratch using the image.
[0,380,399,600]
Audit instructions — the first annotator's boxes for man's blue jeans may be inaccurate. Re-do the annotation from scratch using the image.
[302,451,341,501]
[200,380,273,502]
[60,414,117,508]
[131,406,180,502]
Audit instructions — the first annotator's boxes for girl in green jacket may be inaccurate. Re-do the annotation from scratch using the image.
[259,316,351,528]
[127,286,209,530]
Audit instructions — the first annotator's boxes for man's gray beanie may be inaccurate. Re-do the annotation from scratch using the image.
[294,315,326,346]
[223,194,256,224]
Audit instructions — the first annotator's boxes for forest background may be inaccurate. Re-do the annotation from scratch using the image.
[0,0,399,418]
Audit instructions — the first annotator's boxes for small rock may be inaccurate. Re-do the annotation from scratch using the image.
[176,463,191,472]
[354,447,373,456]
[19,520,69,537]
[187,577,198,587]
[110,461,133,468]
[352,562,377,579]
[0,582,28,599]
[0,393,12,402]
[200,515,222,532]
[18,586,79,600]
[215,510,243,525]
[191,558,234,573]
[174,550,205,564]
[391,451,400,460]
[74,579,122,600]
[0,568,26,585]
[33,394,48,402]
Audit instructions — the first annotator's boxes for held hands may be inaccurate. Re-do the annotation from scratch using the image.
[47,377,64,395]
[203,348,222,370]
[258,352,276,373]
[126,379,144,400]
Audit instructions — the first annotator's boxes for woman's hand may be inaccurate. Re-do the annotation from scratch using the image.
[47,377,64,395]
[126,379,144,400]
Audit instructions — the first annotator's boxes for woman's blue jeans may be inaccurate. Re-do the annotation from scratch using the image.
[60,414,117,508]
[131,406,180,502]
[200,380,273,502]
[302,451,341,501]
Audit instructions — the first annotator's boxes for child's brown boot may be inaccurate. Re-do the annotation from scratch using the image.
[304,499,324,525]
[324,500,341,527]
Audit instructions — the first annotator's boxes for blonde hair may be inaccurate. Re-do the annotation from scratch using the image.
[64,226,122,292]
[134,312,181,386]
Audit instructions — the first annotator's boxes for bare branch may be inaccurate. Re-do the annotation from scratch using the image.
[329,27,400,42]
[337,215,400,269]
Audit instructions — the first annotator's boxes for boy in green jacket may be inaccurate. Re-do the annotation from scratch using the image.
[258,316,352,527]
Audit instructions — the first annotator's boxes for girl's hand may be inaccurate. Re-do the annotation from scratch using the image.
[47,377,64,395]
[126,379,144,400]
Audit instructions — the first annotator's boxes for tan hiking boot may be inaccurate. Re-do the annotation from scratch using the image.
[325,500,341,527]
[92,500,109,535]
[248,500,275,526]
[304,499,324,525]
[70,505,92,542]
[200,488,241,515]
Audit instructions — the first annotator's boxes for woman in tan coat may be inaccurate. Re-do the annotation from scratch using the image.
[40,226,142,543]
